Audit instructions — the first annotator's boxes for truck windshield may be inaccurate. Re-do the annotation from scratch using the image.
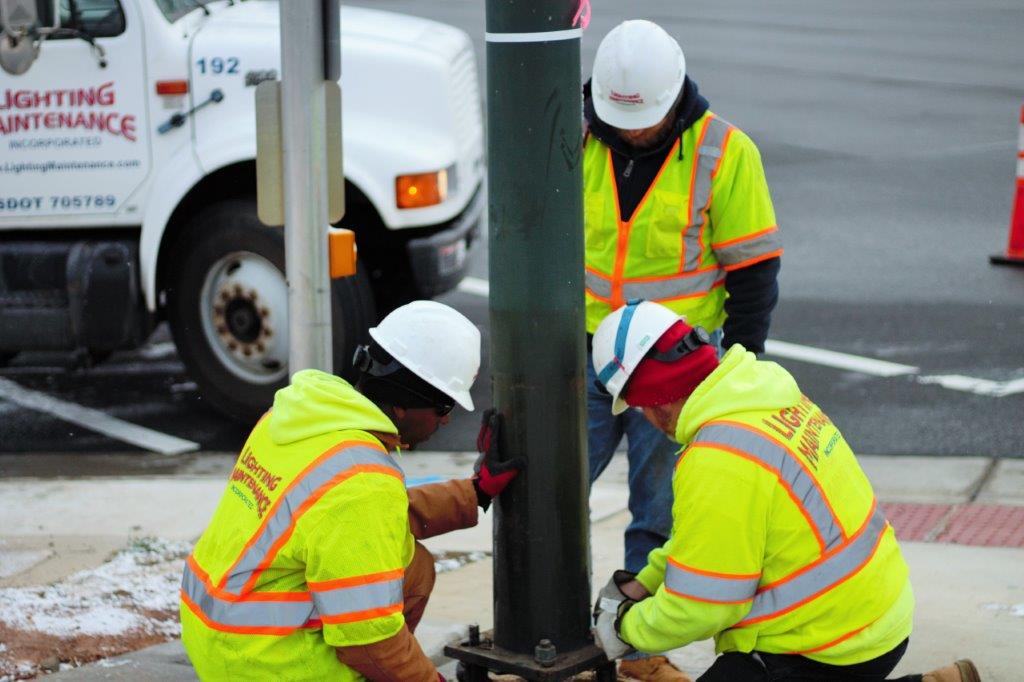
[153,0,217,22]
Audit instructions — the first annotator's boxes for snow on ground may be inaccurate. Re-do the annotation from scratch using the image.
[0,538,189,680]
[0,538,488,679]
[0,537,188,639]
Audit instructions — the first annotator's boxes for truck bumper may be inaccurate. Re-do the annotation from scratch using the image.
[406,185,483,298]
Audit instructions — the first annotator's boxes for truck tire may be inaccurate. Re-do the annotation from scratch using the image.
[165,199,375,423]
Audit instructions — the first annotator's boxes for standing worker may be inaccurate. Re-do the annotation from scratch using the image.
[180,301,521,681]
[583,19,782,680]
[590,300,980,682]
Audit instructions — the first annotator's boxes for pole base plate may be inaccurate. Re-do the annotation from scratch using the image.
[444,630,616,681]
[990,253,1024,267]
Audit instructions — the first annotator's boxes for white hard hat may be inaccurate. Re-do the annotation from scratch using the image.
[368,301,480,411]
[591,20,686,131]
[592,300,682,415]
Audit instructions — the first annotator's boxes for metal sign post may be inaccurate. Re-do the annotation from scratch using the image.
[275,1,339,373]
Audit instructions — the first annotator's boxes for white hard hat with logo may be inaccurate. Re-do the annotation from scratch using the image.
[592,300,682,415]
[591,20,686,130]
[368,300,480,411]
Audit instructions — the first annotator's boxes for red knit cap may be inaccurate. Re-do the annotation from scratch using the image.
[622,320,719,408]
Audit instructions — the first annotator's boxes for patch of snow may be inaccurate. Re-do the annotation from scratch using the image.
[96,659,131,668]
[1012,603,1024,618]
[433,551,488,575]
[0,537,190,638]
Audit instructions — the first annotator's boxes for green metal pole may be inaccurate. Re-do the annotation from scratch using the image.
[487,0,589,655]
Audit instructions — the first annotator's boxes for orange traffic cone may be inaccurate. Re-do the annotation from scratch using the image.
[991,105,1024,266]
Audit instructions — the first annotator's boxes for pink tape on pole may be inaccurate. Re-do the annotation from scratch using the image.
[572,0,591,30]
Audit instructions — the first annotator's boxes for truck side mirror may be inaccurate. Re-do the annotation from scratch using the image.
[0,0,59,75]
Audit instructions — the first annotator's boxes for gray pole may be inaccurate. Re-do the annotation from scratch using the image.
[487,0,590,657]
[279,2,333,373]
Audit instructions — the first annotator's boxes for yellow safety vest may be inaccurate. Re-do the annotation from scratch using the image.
[180,371,414,681]
[622,348,913,665]
[584,111,782,333]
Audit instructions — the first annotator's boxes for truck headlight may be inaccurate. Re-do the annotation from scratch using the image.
[396,169,448,209]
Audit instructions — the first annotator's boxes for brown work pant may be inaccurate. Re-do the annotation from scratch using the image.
[336,478,478,681]
[403,540,436,633]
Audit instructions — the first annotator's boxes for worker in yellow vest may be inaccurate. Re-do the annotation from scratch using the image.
[180,301,521,681]
[589,300,980,682]
[584,19,783,680]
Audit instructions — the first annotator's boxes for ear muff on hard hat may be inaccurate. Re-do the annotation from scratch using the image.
[591,20,686,130]
[620,321,719,409]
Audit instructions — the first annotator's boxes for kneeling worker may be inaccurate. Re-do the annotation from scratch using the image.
[590,300,980,682]
[180,301,520,681]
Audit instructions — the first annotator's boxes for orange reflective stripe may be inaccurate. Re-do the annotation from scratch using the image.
[217,443,402,596]
[607,141,682,308]
[307,568,405,592]
[738,501,888,627]
[187,555,311,603]
[683,117,712,272]
[691,440,829,554]
[664,557,760,605]
[320,603,403,625]
[238,463,402,596]
[721,248,783,272]
[786,620,873,655]
[697,120,733,268]
[218,441,383,591]
[712,225,779,250]
[699,419,848,550]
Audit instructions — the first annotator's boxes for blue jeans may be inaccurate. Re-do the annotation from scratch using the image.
[586,351,678,573]
[587,329,724,573]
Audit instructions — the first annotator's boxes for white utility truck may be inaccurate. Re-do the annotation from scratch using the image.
[0,0,484,421]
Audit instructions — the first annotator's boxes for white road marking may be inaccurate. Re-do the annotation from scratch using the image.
[0,377,199,455]
[917,374,1024,398]
[764,340,920,377]
[455,277,1021,397]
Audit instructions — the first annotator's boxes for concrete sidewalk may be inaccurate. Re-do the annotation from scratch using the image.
[2,452,1023,680]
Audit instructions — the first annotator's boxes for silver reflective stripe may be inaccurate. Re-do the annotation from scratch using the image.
[223,445,403,594]
[695,423,844,551]
[682,117,732,272]
[713,229,782,267]
[665,562,759,603]
[620,269,722,301]
[585,270,612,298]
[182,561,317,629]
[742,507,888,624]
[312,577,403,618]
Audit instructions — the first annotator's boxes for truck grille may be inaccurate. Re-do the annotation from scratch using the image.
[450,47,483,155]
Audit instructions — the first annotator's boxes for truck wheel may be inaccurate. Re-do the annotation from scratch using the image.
[165,199,375,423]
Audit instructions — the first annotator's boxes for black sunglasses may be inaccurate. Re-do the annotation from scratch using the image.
[404,385,454,417]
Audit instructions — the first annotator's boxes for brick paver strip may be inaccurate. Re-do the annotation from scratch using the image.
[936,504,1024,548]
[881,502,951,542]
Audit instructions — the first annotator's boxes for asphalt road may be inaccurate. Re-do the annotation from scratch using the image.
[1,0,1022,474]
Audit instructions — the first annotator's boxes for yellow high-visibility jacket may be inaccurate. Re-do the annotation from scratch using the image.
[584,111,782,334]
[621,347,914,665]
[180,370,417,681]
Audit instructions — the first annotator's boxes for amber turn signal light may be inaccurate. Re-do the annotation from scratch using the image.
[328,228,357,279]
[396,169,447,209]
